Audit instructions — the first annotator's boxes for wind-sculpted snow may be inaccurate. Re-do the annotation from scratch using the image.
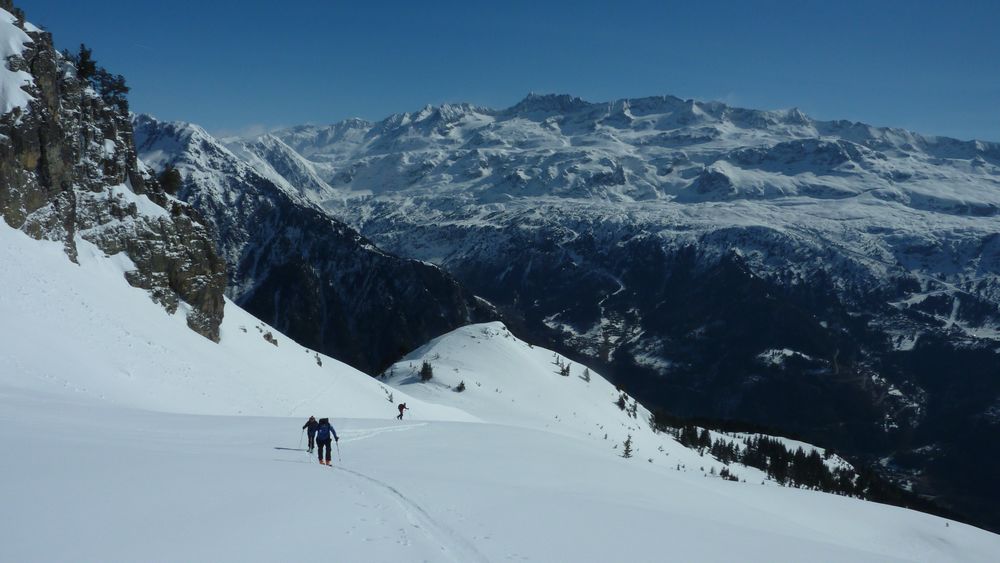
[226,93,1000,531]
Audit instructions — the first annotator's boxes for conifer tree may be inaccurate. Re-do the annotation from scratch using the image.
[94,68,130,111]
[698,428,712,450]
[622,435,633,459]
[76,44,96,80]
[419,361,434,382]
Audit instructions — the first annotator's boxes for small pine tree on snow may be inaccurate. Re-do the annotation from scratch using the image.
[454,380,466,392]
[616,394,627,411]
[580,367,591,382]
[622,435,633,459]
[628,399,638,419]
[560,364,570,377]
[419,361,434,382]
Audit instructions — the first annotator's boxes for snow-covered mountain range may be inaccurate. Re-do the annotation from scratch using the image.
[213,94,1000,529]
[131,114,494,374]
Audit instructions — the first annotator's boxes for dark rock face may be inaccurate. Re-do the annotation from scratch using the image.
[132,116,494,373]
[0,1,226,340]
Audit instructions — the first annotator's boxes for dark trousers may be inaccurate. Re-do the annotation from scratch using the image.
[317,438,332,462]
[307,432,316,450]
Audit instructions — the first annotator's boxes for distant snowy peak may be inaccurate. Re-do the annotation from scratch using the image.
[133,113,319,207]
[506,92,596,116]
[225,133,335,201]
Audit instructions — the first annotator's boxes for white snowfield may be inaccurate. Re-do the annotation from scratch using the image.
[1,220,999,562]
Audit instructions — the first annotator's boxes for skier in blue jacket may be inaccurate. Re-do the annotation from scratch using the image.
[315,418,339,465]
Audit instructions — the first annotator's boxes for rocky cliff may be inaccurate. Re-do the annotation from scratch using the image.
[0,1,226,340]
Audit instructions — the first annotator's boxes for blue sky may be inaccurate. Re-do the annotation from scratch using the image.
[17,0,1000,140]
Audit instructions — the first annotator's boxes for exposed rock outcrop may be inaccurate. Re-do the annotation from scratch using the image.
[0,1,226,339]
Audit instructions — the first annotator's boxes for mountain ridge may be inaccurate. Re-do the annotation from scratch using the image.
[133,113,497,375]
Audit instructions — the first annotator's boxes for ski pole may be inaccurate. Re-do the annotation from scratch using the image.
[336,440,342,463]
[299,428,304,449]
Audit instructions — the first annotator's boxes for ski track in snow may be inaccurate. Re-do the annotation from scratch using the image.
[275,422,488,561]
[339,422,429,443]
[329,422,489,562]
[334,464,489,562]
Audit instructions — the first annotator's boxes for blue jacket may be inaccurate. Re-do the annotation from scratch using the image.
[316,422,338,442]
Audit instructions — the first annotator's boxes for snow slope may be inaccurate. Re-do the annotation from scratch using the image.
[387,322,852,481]
[387,323,728,467]
[4,397,998,563]
[0,218,469,421]
[2,220,999,561]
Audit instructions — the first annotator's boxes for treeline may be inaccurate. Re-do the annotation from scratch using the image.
[669,421,855,493]
[651,410,962,523]
[650,409,807,442]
